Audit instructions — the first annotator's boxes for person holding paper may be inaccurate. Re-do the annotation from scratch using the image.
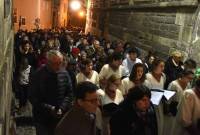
[168,70,194,114]
[166,70,194,135]
[174,78,200,135]
[144,58,166,135]
[99,75,124,135]
[110,85,157,135]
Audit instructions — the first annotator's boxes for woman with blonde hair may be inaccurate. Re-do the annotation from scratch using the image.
[99,74,124,135]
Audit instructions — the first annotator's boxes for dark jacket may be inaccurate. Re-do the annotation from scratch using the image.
[55,105,96,135]
[110,103,157,135]
[29,65,73,127]
[164,57,183,89]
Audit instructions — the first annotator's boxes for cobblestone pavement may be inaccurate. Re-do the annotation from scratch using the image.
[15,101,36,135]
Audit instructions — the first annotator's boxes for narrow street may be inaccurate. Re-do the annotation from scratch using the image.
[15,102,36,135]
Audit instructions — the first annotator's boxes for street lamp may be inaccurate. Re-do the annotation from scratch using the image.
[70,0,81,11]
[79,11,85,17]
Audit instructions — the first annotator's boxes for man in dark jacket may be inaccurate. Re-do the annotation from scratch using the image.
[29,50,73,135]
[164,50,183,89]
[55,81,100,135]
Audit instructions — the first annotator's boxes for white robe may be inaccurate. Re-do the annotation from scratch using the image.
[76,70,99,86]
[99,89,124,135]
[167,80,190,135]
[99,64,127,80]
[122,56,142,75]
[144,72,166,135]
[121,77,135,95]
[100,89,124,105]
[174,89,200,135]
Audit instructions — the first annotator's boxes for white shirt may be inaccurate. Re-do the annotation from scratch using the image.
[168,80,190,102]
[100,89,124,105]
[99,64,127,80]
[19,65,31,85]
[76,70,99,86]
[122,56,142,75]
[121,77,135,95]
[174,89,200,135]
[144,72,166,89]
[144,72,166,135]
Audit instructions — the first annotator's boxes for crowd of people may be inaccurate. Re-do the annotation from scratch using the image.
[13,27,200,135]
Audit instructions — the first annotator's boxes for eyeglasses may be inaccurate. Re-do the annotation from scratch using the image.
[83,98,99,104]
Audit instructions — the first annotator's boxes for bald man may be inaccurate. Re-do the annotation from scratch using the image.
[29,50,73,135]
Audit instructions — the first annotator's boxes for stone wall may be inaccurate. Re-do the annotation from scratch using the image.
[0,0,14,134]
[86,0,200,63]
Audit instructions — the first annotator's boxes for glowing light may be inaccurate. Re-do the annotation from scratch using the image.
[79,11,85,17]
[70,1,81,11]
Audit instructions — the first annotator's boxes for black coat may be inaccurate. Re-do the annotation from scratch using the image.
[29,65,73,127]
[110,103,157,135]
[164,57,183,89]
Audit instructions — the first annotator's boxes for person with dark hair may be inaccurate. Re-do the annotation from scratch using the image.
[122,47,142,75]
[168,70,194,109]
[143,51,156,73]
[144,58,166,135]
[55,81,100,135]
[121,63,146,96]
[76,58,99,86]
[165,70,194,135]
[110,85,157,135]
[17,57,32,110]
[17,40,37,69]
[184,59,197,73]
[113,41,124,54]
[173,77,200,135]
[99,52,127,89]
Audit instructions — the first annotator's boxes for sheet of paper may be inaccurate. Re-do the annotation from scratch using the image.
[163,90,176,100]
[151,91,164,105]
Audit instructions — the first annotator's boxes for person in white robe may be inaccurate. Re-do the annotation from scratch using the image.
[76,58,99,86]
[144,59,166,135]
[167,70,194,135]
[173,78,200,135]
[122,47,142,76]
[121,63,146,95]
[98,75,124,135]
[99,52,128,89]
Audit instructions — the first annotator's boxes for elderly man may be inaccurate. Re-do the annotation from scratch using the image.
[29,50,73,135]
[164,50,184,89]
[55,81,100,135]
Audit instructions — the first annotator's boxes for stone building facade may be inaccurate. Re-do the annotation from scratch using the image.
[86,0,200,64]
[0,0,14,134]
